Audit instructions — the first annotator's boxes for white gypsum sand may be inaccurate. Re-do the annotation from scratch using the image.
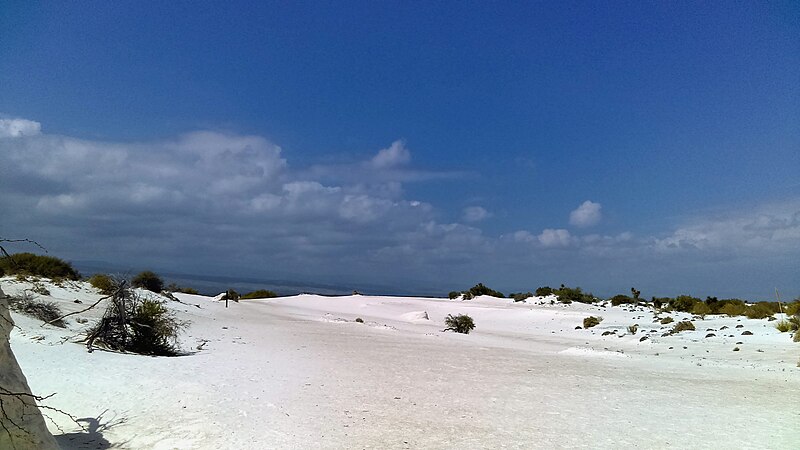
[4,276,799,449]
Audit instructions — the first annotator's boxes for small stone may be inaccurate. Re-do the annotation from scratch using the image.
[733,347,740,351]
[705,333,716,338]
[575,326,582,329]
[741,331,753,336]
[735,324,743,328]
[639,336,649,342]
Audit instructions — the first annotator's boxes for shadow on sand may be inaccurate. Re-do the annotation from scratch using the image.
[54,411,126,450]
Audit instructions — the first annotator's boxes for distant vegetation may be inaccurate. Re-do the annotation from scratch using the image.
[165,283,199,295]
[449,283,504,300]
[241,289,278,299]
[553,285,595,304]
[0,252,80,280]
[131,270,164,293]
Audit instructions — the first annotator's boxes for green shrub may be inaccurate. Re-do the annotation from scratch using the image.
[8,293,65,327]
[535,286,554,297]
[510,292,533,302]
[660,316,674,325]
[555,285,594,304]
[744,303,774,320]
[89,273,118,295]
[444,314,476,334]
[88,289,186,356]
[691,302,712,318]
[671,321,695,334]
[0,252,80,280]
[583,316,602,328]
[241,289,277,299]
[131,270,164,293]
[448,291,461,300]
[669,295,701,312]
[720,302,746,317]
[785,301,800,316]
[651,297,671,310]
[467,283,504,298]
[610,294,634,306]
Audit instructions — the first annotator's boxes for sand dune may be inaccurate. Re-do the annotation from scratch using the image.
[4,277,799,449]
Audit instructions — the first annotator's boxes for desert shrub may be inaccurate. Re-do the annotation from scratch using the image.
[510,292,533,302]
[165,283,200,295]
[671,321,695,333]
[0,252,80,280]
[8,292,65,327]
[131,270,164,293]
[444,314,476,334]
[535,286,554,297]
[610,294,635,306]
[462,291,474,300]
[785,301,800,316]
[87,288,186,356]
[448,291,461,300]
[89,273,118,295]
[241,289,277,299]
[627,324,639,334]
[30,282,50,296]
[583,316,602,328]
[556,285,594,304]
[744,303,775,320]
[691,302,712,318]
[718,300,747,316]
[355,317,364,323]
[467,283,504,298]
[660,316,674,325]
[669,295,701,313]
[775,320,792,333]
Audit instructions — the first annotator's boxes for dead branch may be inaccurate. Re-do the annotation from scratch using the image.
[41,282,126,327]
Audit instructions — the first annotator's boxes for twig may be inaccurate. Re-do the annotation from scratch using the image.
[41,282,126,327]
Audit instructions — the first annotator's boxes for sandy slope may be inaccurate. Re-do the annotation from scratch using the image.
[5,277,799,449]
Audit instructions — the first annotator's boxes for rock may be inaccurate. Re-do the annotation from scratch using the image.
[735,324,743,328]
[639,336,649,342]
[575,326,582,329]
[0,287,60,450]
[705,333,716,338]
[602,331,613,336]
[720,326,728,330]
[733,347,740,351]
[741,331,753,335]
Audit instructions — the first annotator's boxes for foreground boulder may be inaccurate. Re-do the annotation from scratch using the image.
[0,286,59,450]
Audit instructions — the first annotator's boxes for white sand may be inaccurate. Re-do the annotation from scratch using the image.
[5,277,799,449]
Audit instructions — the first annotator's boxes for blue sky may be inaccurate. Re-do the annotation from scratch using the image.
[1,1,798,298]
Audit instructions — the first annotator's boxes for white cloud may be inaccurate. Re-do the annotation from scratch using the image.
[370,140,410,168]
[538,228,572,247]
[462,206,490,222]
[0,118,42,138]
[569,200,602,227]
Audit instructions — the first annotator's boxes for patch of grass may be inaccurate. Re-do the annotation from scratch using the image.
[691,302,711,318]
[743,303,774,320]
[660,316,674,325]
[8,292,65,327]
[775,320,792,333]
[444,314,476,334]
[583,316,602,328]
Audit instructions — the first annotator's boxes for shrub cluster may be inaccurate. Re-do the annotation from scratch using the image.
[444,314,476,334]
[450,283,504,300]
[670,321,696,334]
[241,289,278,299]
[555,285,595,304]
[131,270,164,293]
[0,252,80,280]
[165,283,199,295]
[509,292,533,302]
[535,286,554,297]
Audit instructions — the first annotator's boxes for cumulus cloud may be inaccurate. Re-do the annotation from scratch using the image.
[538,228,572,247]
[0,118,42,138]
[569,200,602,227]
[462,206,490,222]
[370,140,410,168]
